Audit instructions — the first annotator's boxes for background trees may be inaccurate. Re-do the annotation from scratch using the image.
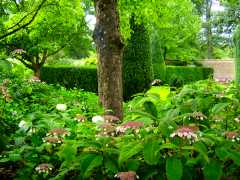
[0,0,89,76]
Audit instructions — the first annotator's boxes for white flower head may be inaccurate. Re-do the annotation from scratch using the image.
[18,120,29,131]
[92,115,104,123]
[56,104,67,111]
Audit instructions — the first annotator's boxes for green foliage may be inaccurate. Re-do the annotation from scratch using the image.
[143,140,161,165]
[203,160,222,180]
[0,57,12,73]
[151,31,166,80]
[123,18,153,100]
[165,66,213,86]
[234,26,240,86]
[1,75,240,179]
[40,65,98,92]
[166,157,183,180]
[1,0,88,72]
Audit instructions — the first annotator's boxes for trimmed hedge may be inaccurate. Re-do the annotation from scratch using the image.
[123,18,153,100]
[165,66,213,87]
[40,65,98,92]
[40,65,213,96]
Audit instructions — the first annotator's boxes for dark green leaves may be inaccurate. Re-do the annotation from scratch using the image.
[119,142,143,165]
[203,160,222,180]
[80,153,103,178]
[143,140,161,165]
[166,157,183,180]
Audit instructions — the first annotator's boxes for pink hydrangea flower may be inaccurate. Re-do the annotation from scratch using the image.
[225,131,239,142]
[35,163,53,174]
[170,125,198,143]
[116,121,144,133]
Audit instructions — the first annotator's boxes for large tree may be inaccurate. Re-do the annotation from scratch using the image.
[93,0,202,118]
[93,0,124,118]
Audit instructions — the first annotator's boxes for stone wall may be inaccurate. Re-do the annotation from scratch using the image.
[199,59,235,80]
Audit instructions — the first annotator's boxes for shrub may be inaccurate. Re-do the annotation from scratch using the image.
[123,17,153,100]
[151,31,166,80]
[234,26,240,86]
[165,60,188,66]
[165,66,213,86]
[40,65,213,96]
[40,65,98,92]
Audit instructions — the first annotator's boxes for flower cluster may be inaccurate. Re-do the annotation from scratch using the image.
[28,76,41,83]
[0,79,12,102]
[47,128,70,137]
[92,115,104,123]
[234,116,240,123]
[35,163,53,174]
[102,115,119,123]
[56,104,67,111]
[74,114,86,123]
[170,125,198,143]
[13,49,26,55]
[44,128,70,145]
[18,120,29,131]
[97,123,116,136]
[92,115,119,124]
[225,131,240,142]
[114,171,139,180]
[185,112,207,121]
[116,121,144,134]
[151,79,162,86]
[43,137,63,144]
[212,115,224,122]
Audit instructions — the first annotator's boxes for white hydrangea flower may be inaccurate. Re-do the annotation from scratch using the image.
[18,120,29,131]
[56,104,67,111]
[92,115,104,123]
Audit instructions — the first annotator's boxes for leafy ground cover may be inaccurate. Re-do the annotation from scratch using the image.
[0,73,240,180]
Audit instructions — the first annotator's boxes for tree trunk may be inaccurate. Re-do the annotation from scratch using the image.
[33,63,41,78]
[206,0,213,59]
[93,0,124,119]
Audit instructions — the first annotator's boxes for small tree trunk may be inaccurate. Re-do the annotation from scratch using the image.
[33,64,41,78]
[93,0,124,119]
[206,0,213,59]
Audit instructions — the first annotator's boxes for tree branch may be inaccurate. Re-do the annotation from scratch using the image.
[47,45,66,57]
[40,49,48,65]
[15,56,34,70]
[0,0,47,40]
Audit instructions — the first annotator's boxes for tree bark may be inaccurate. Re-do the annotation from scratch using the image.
[33,63,41,78]
[93,0,124,119]
[206,0,213,59]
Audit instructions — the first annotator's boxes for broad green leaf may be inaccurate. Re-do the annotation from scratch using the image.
[9,153,21,162]
[104,157,118,174]
[193,142,209,163]
[228,150,240,166]
[144,140,161,165]
[203,160,222,180]
[159,143,177,150]
[215,147,229,161]
[80,153,103,178]
[57,142,78,161]
[211,103,230,113]
[126,159,140,171]
[119,142,143,165]
[143,101,158,118]
[166,157,183,180]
